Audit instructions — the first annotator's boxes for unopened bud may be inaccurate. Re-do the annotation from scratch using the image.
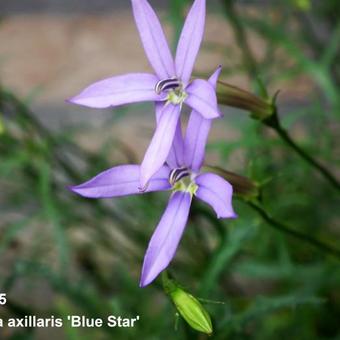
[162,273,213,335]
[204,166,259,200]
[217,81,275,120]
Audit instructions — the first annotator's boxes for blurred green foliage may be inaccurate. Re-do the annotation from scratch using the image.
[0,0,339,339]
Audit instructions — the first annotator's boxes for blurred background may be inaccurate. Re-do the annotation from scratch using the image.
[0,0,339,339]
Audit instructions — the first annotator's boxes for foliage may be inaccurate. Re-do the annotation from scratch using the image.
[0,0,339,339]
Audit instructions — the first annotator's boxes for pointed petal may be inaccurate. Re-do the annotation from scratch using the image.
[68,73,162,108]
[184,66,222,171]
[140,191,192,287]
[207,65,222,87]
[140,104,181,188]
[195,173,236,219]
[155,103,185,168]
[185,79,220,119]
[70,165,171,198]
[131,0,175,79]
[175,0,206,84]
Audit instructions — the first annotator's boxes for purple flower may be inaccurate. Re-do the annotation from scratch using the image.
[68,0,221,189]
[70,67,236,287]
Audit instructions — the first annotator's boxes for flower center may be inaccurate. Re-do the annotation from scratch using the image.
[169,167,198,196]
[155,77,187,106]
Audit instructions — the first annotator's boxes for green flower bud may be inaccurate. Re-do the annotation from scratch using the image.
[171,289,213,335]
[217,81,275,121]
[162,273,213,335]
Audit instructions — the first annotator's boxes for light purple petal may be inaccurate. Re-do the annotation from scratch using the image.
[195,173,236,219]
[184,112,212,172]
[140,191,192,287]
[184,66,222,171]
[166,121,185,168]
[185,79,221,119]
[140,104,181,188]
[70,165,171,198]
[155,103,185,168]
[155,101,164,124]
[175,0,206,84]
[206,65,222,88]
[131,0,175,79]
[68,73,162,108]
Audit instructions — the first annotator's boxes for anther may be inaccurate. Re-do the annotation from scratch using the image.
[169,167,190,186]
[155,77,182,94]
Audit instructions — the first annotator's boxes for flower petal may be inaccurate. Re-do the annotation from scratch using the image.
[131,0,175,79]
[68,73,161,108]
[175,0,206,84]
[195,173,236,219]
[206,65,222,90]
[184,66,222,171]
[184,112,212,172]
[156,103,185,168]
[70,165,171,198]
[140,191,192,287]
[185,79,220,119]
[167,121,185,168]
[140,104,181,188]
[155,101,164,124]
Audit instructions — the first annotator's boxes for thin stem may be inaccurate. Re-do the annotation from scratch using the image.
[247,201,340,260]
[0,89,84,181]
[0,88,144,243]
[265,113,340,191]
[220,1,340,191]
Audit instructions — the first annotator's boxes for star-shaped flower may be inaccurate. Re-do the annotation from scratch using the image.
[70,67,235,287]
[68,0,221,189]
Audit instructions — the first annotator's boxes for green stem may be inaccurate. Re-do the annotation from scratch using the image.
[265,113,340,191]
[220,1,339,191]
[0,87,145,247]
[247,201,340,260]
